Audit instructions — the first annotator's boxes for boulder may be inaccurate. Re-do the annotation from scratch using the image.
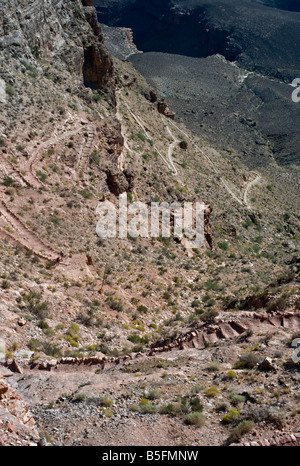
[157,102,175,120]
[258,357,277,372]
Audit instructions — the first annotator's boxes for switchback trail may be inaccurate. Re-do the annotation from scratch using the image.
[244,173,262,208]
[168,119,245,206]
[10,311,300,373]
[117,91,177,175]
[170,117,262,209]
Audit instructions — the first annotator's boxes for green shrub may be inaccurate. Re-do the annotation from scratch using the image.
[1,280,9,290]
[90,151,100,164]
[226,370,236,380]
[200,309,219,324]
[73,393,87,402]
[218,242,229,251]
[21,60,38,78]
[189,397,203,412]
[140,403,158,414]
[191,300,201,309]
[205,387,220,398]
[2,176,15,187]
[133,399,159,414]
[44,328,55,337]
[266,295,289,313]
[215,402,231,413]
[234,352,261,369]
[229,420,255,444]
[222,410,240,424]
[37,170,47,182]
[50,216,60,225]
[65,323,81,347]
[129,403,141,412]
[245,406,287,428]
[158,404,175,415]
[23,291,49,319]
[38,320,49,330]
[131,133,147,143]
[204,280,220,291]
[205,361,220,372]
[106,297,123,312]
[79,189,93,199]
[42,342,62,358]
[99,396,113,407]
[229,392,246,406]
[127,334,149,345]
[28,338,42,351]
[32,46,41,59]
[186,412,205,428]
[137,305,148,314]
[6,84,15,96]
[92,93,103,102]
[142,153,152,161]
[145,389,162,400]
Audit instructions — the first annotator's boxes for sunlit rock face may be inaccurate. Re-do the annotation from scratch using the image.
[0,0,114,92]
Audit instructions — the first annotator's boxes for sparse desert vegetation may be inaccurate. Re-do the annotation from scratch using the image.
[0,0,299,449]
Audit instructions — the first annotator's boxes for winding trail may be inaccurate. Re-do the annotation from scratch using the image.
[117,91,177,175]
[0,153,31,188]
[0,199,58,261]
[244,173,261,208]
[0,152,45,190]
[0,113,99,260]
[115,91,133,171]
[18,112,84,185]
[168,119,264,208]
[24,114,78,172]
[165,123,179,176]
[9,311,300,373]
[77,126,96,178]
[0,113,96,260]
[168,119,245,205]
[150,311,300,354]
[118,92,263,206]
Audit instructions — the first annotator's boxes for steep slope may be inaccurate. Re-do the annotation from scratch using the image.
[0,0,299,447]
[97,0,300,168]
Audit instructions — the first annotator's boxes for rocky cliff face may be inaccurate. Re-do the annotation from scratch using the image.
[0,0,115,93]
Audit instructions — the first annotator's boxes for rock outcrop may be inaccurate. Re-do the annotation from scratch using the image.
[0,0,115,94]
[0,371,40,446]
[157,101,175,120]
